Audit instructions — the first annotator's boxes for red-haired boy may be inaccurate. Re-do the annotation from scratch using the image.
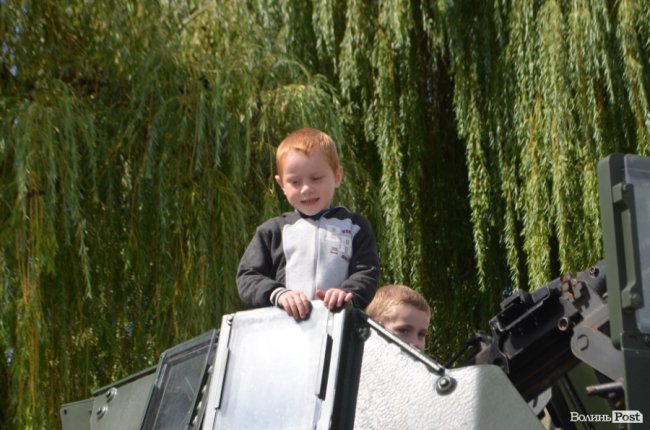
[237,128,380,320]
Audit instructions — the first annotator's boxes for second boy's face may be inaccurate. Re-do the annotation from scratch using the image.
[383,304,430,351]
[276,150,342,216]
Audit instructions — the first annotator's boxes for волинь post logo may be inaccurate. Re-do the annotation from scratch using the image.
[570,411,643,424]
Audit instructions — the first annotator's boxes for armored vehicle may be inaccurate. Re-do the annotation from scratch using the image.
[61,154,650,429]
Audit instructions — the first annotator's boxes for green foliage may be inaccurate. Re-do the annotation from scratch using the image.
[1,1,344,428]
[1,0,650,428]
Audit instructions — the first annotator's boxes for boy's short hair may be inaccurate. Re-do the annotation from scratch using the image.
[276,128,340,176]
[366,284,431,324]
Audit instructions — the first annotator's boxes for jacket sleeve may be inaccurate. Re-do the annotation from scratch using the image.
[236,224,285,308]
[340,215,380,308]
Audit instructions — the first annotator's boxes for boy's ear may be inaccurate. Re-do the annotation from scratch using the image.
[335,167,344,187]
[274,174,283,188]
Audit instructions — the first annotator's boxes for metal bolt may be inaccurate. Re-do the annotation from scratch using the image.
[557,317,573,332]
[436,375,455,394]
[96,405,108,419]
[577,334,589,351]
[105,387,117,402]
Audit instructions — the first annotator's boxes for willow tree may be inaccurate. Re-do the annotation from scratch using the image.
[0,2,354,428]
[283,0,649,348]
[442,0,650,292]
[2,0,650,429]
[333,0,648,349]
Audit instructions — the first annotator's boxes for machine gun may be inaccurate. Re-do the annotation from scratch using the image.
[450,154,650,429]
[452,262,614,400]
[450,262,633,428]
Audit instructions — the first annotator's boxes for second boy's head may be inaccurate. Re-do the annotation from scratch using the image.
[275,128,343,216]
[366,284,431,351]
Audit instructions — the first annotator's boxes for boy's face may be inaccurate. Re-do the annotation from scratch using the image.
[382,304,430,351]
[275,150,343,216]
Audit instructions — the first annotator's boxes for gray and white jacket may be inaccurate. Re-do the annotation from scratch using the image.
[236,207,380,309]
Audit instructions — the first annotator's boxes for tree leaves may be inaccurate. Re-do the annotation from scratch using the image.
[2,1,650,428]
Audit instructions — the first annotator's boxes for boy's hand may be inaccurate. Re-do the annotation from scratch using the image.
[278,290,312,321]
[316,288,353,311]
